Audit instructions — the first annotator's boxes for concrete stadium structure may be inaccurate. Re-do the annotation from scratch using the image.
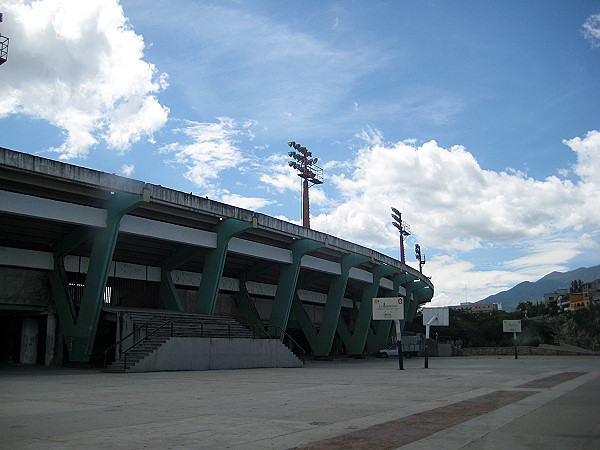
[0,146,433,370]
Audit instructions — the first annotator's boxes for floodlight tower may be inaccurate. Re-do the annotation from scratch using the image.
[0,13,9,66]
[288,141,323,228]
[415,244,426,273]
[391,207,411,264]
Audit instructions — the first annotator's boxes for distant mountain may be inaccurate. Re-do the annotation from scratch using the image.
[477,265,600,311]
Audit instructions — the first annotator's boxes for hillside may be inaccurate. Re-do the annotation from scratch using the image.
[477,264,600,311]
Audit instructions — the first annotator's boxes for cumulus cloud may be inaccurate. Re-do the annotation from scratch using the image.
[423,254,533,307]
[310,129,600,304]
[160,117,256,189]
[582,14,600,48]
[118,163,135,177]
[0,0,169,159]
[259,154,302,193]
[313,131,598,251]
[217,191,274,211]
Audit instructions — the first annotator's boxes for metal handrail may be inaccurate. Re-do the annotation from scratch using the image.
[122,320,174,370]
[103,323,145,367]
[246,324,307,364]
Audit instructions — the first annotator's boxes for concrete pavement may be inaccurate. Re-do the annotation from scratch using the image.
[1,355,598,449]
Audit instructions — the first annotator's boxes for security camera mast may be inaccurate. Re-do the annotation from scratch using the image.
[287,141,323,228]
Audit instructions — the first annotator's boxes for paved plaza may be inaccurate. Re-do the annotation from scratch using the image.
[1,355,599,449]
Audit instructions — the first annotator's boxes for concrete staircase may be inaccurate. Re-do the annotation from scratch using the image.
[103,309,302,373]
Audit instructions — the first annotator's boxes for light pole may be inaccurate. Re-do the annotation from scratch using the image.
[415,244,426,273]
[0,13,10,66]
[288,141,323,228]
[391,207,410,264]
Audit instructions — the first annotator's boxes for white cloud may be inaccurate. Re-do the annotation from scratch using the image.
[313,133,597,251]
[153,3,385,131]
[501,240,579,275]
[160,117,255,189]
[216,191,274,211]
[309,188,329,207]
[309,129,600,305]
[118,163,135,177]
[259,154,302,193]
[582,14,600,48]
[0,0,169,159]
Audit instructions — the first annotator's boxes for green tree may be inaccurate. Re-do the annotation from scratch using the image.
[570,279,583,293]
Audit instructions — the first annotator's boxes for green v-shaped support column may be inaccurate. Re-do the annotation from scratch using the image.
[159,245,206,311]
[413,285,433,309]
[195,219,253,315]
[233,260,276,329]
[291,253,370,357]
[338,264,399,355]
[48,190,150,362]
[268,239,324,339]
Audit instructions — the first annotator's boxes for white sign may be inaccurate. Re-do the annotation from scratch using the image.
[372,297,404,320]
[422,307,450,326]
[503,320,522,333]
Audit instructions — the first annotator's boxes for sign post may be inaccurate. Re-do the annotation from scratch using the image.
[373,297,404,370]
[503,320,522,359]
[422,307,450,369]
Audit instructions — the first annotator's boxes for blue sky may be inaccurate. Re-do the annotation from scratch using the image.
[1,1,599,307]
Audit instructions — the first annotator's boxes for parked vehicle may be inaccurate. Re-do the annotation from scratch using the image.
[376,335,423,358]
[377,345,411,358]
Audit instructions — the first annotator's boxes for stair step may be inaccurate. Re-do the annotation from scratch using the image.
[104,309,270,372]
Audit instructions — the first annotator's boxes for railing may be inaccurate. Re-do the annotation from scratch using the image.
[103,323,145,367]
[122,320,174,370]
[103,317,305,370]
[103,320,174,369]
[246,324,307,364]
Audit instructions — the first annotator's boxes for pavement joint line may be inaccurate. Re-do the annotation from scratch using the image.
[515,371,587,389]
[1,358,598,449]
[249,387,513,449]
[400,372,600,450]
[291,390,538,449]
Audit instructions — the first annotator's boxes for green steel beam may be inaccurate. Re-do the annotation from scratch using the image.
[232,260,281,332]
[233,286,263,329]
[396,273,418,328]
[339,265,399,355]
[50,190,149,362]
[159,269,185,311]
[195,219,253,315]
[365,271,412,352]
[291,293,319,345]
[233,261,276,328]
[48,256,77,326]
[268,239,324,338]
[414,286,433,305]
[307,254,370,356]
[243,260,277,283]
[52,226,96,258]
[406,281,428,322]
[159,245,209,311]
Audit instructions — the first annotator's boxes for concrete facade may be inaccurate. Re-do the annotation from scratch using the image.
[0,146,434,365]
[130,337,303,372]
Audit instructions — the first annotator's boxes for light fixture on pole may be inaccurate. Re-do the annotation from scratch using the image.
[288,141,323,228]
[391,207,410,264]
[0,13,9,66]
[415,244,426,273]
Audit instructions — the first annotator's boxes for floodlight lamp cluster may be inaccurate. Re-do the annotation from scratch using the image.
[391,207,411,237]
[415,244,426,264]
[287,141,323,184]
[0,12,9,66]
